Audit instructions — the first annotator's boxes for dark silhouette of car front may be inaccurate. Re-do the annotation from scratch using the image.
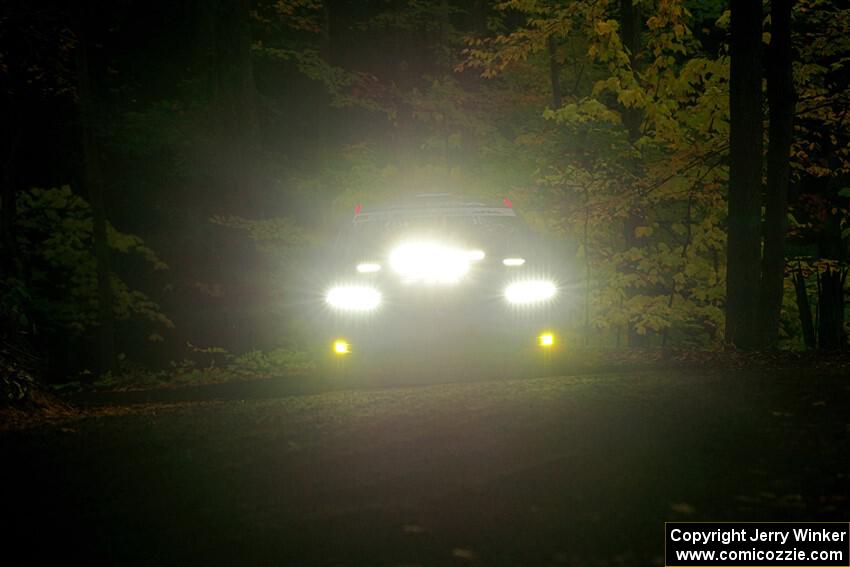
[312,195,572,375]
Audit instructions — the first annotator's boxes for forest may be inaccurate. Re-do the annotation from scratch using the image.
[6,2,850,565]
[1,0,850,388]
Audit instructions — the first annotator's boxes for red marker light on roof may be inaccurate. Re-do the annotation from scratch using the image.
[354,204,363,215]
[503,197,513,208]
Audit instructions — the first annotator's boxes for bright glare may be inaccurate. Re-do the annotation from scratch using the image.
[389,241,471,284]
[356,262,381,273]
[467,249,486,261]
[504,280,557,305]
[502,258,526,267]
[539,333,555,347]
[333,340,350,354]
[325,285,381,311]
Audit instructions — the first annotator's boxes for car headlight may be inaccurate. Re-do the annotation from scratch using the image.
[325,286,381,311]
[502,258,525,267]
[356,262,381,273]
[504,280,557,305]
[389,241,471,284]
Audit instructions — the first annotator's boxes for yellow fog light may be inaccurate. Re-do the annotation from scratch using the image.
[333,340,351,355]
[538,333,555,347]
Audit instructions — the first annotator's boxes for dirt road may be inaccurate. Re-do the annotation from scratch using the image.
[3,370,848,565]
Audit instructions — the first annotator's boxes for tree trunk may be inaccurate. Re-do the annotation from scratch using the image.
[618,0,642,140]
[0,105,20,281]
[725,0,763,349]
[471,0,487,36]
[792,264,816,348]
[547,35,562,109]
[617,0,650,347]
[758,0,795,348]
[75,4,116,375]
[816,267,847,350]
[211,0,259,212]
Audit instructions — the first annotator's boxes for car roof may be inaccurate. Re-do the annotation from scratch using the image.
[352,193,516,224]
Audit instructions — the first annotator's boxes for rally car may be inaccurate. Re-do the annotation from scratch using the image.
[312,193,572,375]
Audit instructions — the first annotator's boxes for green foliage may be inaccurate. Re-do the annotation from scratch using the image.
[210,215,309,254]
[791,0,850,179]
[8,186,173,335]
[457,0,731,346]
[1,362,37,406]
[92,345,315,391]
[252,1,395,117]
[229,347,314,377]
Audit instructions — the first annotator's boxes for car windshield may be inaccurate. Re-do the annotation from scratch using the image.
[337,206,527,258]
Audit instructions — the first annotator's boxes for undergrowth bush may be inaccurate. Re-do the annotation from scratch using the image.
[91,345,315,391]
